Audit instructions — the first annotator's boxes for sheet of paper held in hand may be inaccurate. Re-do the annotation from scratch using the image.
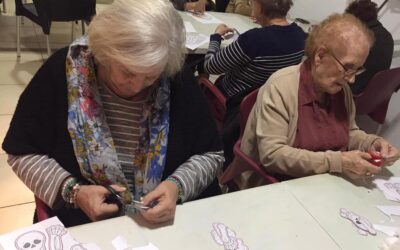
[186,12,223,24]
[0,217,100,250]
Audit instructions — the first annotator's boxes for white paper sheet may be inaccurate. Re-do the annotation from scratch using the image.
[374,177,400,202]
[185,33,209,50]
[186,12,222,24]
[373,224,400,237]
[377,205,400,218]
[184,21,197,33]
[0,217,100,250]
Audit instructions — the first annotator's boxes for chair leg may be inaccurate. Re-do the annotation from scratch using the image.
[2,0,6,13]
[376,124,383,136]
[81,20,85,35]
[16,16,21,58]
[46,35,51,57]
[71,22,75,41]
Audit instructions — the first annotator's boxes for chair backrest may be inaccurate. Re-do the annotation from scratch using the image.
[219,88,279,187]
[353,67,400,124]
[34,196,53,222]
[198,77,226,131]
[17,0,96,34]
[239,88,259,138]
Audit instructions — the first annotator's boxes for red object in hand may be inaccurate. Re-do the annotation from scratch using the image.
[369,150,383,167]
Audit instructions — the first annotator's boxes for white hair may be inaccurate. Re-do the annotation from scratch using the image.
[88,0,185,76]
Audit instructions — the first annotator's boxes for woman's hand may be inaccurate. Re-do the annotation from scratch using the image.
[75,184,125,222]
[341,150,381,179]
[372,139,400,166]
[214,24,235,37]
[140,181,179,224]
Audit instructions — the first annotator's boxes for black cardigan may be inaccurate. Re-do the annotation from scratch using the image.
[2,47,222,226]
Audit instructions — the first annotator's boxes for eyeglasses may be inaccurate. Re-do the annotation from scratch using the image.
[329,51,366,77]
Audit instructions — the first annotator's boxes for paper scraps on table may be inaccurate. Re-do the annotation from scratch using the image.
[186,12,222,24]
[112,235,130,250]
[0,217,100,250]
[377,205,400,218]
[340,208,377,236]
[184,21,197,33]
[131,242,160,250]
[185,33,209,50]
[373,224,400,237]
[210,222,249,250]
[374,177,400,202]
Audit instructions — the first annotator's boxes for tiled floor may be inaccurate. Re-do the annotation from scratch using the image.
[0,0,113,235]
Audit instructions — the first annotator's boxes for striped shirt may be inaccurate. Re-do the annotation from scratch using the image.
[8,82,223,208]
[204,23,306,99]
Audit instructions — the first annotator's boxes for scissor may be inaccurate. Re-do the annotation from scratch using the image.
[105,185,151,211]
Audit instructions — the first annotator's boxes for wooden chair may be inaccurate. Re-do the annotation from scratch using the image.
[353,67,400,135]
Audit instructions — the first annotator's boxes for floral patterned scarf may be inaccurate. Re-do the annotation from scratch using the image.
[66,36,170,207]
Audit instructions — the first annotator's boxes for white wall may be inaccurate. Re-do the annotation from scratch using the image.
[289,0,400,148]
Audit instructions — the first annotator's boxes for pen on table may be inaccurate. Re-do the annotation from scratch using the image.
[186,9,204,16]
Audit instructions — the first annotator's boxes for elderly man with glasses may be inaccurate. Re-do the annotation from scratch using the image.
[226,13,399,190]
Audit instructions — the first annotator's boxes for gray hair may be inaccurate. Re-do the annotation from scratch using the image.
[305,13,374,60]
[88,0,185,77]
[254,0,293,19]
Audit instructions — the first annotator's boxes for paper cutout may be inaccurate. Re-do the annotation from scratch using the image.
[131,242,160,250]
[373,224,400,237]
[186,12,222,24]
[377,205,400,218]
[0,217,100,250]
[340,208,376,236]
[184,21,197,33]
[112,235,129,250]
[210,223,248,250]
[185,33,209,50]
[374,177,400,202]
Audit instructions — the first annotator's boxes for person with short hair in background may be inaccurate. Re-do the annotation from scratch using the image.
[225,0,252,16]
[204,0,306,168]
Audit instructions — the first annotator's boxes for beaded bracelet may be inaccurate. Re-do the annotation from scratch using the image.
[61,177,77,203]
[166,176,184,203]
[70,183,81,208]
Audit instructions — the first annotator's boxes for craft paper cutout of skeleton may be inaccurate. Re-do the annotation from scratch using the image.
[340,208,376,236]
[210,223,248,250]
[15,230,46,250]
[46,224,67,250]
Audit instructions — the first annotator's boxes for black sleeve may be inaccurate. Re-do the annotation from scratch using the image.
[163,66,223,177]
[2,47,69,155]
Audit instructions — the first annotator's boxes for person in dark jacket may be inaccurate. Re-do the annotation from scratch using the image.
[345,0,394,94]
[2,0,223,227]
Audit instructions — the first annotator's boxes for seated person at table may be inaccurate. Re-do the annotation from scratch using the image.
[231,13,399,189]
[345,0,394,95]
[170,0,215,13]
[225,0,252,16]
[204,0,306,167]
[2,0,223,227]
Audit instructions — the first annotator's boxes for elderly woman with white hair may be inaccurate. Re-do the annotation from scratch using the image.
[2,0,223,226]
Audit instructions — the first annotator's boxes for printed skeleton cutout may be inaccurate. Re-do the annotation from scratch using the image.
[340,208,376,236]
[70,244,88,250]
[384,183,400,195]
[15,230,46,250]
[210,223,248,250]
[46,224,67,250]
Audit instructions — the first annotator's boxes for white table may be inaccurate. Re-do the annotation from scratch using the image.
[67,161,400,250]
[180,11,260,54]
